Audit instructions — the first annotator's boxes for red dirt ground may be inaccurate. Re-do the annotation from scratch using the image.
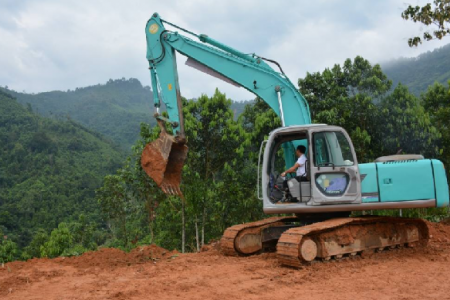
[1,221,450,300]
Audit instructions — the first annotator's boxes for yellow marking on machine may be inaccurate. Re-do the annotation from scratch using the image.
[149,23,159,34]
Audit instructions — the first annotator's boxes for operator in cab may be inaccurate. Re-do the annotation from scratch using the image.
[281,145,307,190]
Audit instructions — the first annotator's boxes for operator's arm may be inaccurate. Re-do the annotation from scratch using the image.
[281,163,301,177]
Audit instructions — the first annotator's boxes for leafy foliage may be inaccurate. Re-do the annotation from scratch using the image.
[40,223,73,258]
[402,0,450,47]
[299,56,392,161]
[422,81,450,174]
[182,90,262,248]
[97,90,264,252]
[21,229,48,259]
[239,97,280,159]
[377,84,440,156]
[1,79,253,151]
[1,78,153,151]
[0,238,19,263]
[0,90,123,257]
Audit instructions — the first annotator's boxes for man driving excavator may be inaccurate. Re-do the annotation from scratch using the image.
[281,145,307,192]
[142,13,449,265]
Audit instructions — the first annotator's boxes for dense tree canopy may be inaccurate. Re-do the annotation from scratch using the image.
[298,56,443,164]
[299,56,392,161]
[0,90,124,260]
[377,84,441,156]
[97,90,264,253]
[0,79,252,151]
[422,81,450,168]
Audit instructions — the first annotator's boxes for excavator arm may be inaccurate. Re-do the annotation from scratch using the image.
[142,13,311,195]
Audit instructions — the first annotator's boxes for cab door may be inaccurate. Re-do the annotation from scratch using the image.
[308,127,361,205]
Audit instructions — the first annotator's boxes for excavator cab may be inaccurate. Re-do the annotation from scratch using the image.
[260,124,361,213]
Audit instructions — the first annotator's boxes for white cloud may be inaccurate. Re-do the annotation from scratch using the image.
[264,0,446,86]
[0,0,448,100]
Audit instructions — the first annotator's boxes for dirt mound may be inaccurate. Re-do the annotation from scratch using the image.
[54,244,178,269]
[129,244,177,259]
[427,220,450,242]
[2,221,450,299]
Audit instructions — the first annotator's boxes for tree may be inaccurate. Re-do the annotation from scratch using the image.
[97,175,130,247]
[124,123,166,248]
[40,223,73,258]
[97,122,172,251]
[402,1,450,47]
[377,84,441,156]
[96,89,263,253]
[239,97,280,162]
[298,56,392,161]
[0,238,19,263]
[22,229,49,259]
[0,91,123,256]
[182,89,252,251]
[240,98,279,144]
[421,81,450,174]
[68,214,97,250]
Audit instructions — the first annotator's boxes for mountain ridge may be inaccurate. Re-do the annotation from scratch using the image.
[382,43,450,95]
[1,79,251,150]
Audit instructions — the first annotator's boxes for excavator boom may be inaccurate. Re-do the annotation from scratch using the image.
[142,13,310,194]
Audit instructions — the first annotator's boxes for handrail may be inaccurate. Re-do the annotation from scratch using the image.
[257,140,268,200]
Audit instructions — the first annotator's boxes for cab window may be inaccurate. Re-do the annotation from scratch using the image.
[313,131,354,167]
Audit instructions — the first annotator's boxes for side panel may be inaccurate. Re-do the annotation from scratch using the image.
[432,159,450,207]
[359,163,379,203]
[377,160,435,202]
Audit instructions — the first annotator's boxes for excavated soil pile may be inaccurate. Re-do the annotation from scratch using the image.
[54,245,179,269]
[2,221,450,300]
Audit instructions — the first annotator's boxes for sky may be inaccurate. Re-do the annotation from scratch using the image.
[0,0,448,101]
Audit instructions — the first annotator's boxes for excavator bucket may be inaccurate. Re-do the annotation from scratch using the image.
[141,122,188,196]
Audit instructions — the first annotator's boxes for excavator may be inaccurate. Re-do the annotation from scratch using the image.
[141,13,450,267]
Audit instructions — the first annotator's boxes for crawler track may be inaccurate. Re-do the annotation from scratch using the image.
[220,216,429,267]
[277,216,429,267]
[220,216,298,256]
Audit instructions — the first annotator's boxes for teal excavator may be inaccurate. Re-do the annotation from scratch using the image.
[141,13,449,267]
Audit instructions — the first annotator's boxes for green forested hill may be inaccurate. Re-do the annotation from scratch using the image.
[382,43,450,95]
[0,90,124,249]
[1,78,252,150]
[1,78,155,150]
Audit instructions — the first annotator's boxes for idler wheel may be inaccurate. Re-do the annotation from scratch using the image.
[299,238,317,262]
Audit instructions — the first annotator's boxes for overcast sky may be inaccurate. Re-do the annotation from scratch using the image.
[0,0,448,101]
